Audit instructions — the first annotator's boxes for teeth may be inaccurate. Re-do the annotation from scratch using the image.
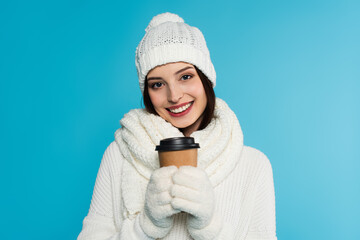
[169,102,192,113]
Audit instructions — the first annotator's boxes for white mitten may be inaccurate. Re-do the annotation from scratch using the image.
[171,166,222,240]
[140,166,180,239]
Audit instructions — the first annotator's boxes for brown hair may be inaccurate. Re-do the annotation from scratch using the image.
[143,65,216,131]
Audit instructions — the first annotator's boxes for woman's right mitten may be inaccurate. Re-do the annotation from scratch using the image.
[140,166,180,238]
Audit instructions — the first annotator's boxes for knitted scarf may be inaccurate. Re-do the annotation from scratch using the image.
[115,98,244,218]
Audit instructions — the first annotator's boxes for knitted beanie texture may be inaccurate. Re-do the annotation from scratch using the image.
[135,12,216,93]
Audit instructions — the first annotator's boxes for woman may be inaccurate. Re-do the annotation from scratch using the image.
[78,12,277,240]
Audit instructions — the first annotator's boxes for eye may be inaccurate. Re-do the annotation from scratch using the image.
[181,74,192,80]
[150,82,164,89]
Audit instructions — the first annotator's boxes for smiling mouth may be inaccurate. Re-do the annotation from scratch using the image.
[167,101,194,114]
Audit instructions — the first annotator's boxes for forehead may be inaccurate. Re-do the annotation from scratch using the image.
[147,62,194,77]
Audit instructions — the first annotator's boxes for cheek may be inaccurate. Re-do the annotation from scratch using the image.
[148,91,162,108]
[188,81,206,102]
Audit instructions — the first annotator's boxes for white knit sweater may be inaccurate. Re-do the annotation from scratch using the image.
[78,99,277,240]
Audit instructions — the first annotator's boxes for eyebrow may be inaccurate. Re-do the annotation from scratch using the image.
[147,66,194,81]
[175,66,193,75]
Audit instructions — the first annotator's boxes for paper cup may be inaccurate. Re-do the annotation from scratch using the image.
[155,137,200,168]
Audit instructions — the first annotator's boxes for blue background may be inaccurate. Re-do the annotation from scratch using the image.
[1,0,359,239]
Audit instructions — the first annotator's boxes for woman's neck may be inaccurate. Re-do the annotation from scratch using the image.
[180,114,204,137]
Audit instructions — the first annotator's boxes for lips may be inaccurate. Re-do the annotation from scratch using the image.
[167,101,193,110]
[166,101,194,117]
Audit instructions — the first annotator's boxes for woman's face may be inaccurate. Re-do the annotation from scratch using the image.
[147,62,207,135]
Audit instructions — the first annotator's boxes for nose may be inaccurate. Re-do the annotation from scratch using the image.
[167,84,183,103]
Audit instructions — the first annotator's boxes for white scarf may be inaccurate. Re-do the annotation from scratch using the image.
[115,98,244,218]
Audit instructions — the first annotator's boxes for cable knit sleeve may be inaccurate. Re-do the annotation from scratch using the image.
[77,142,152,240]
[245,153,277,240]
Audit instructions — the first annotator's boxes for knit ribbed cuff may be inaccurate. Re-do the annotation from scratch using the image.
[245,230,277,240]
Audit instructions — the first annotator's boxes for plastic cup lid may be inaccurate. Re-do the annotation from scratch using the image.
[155,137,200,152]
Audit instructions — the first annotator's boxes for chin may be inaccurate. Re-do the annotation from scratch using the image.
[158,109,202,130]
[169,115,201,130]
[170,120,193,129]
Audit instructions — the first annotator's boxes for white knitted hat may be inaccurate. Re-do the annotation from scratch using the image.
[135,12,216,93]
